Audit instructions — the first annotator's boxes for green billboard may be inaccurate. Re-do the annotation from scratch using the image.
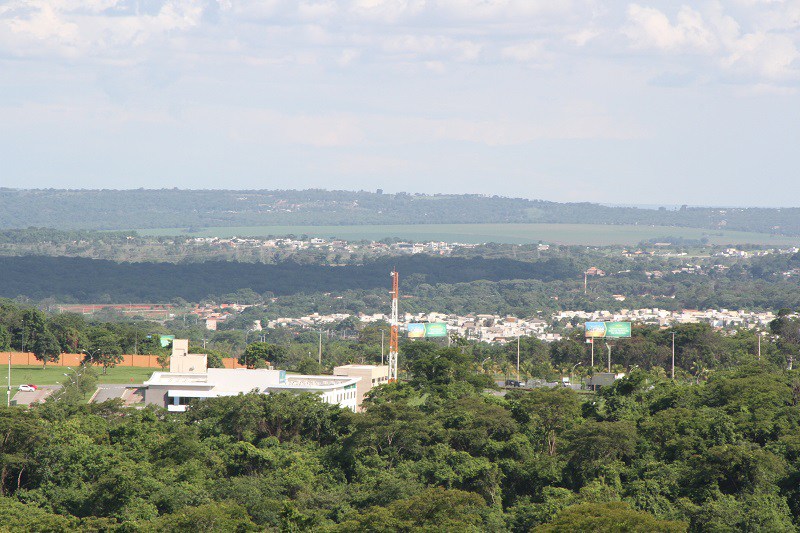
[424,323,448,338]
[584,321,631,338]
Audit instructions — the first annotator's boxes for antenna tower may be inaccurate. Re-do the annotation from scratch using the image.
[388,270,399,381]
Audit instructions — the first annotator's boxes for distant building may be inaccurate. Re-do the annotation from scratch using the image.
[334,364,390,411]
[143,339,384,412]
[169,339,207,374]
[143,368,360,412]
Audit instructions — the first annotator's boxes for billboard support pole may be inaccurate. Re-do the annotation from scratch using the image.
[388,271,399,382]
[607,343,612,373]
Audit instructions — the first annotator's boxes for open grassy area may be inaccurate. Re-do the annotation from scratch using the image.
[4,365,155,387]
[138,223,800,246]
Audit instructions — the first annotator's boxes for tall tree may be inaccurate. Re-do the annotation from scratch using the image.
[32,329,60,368]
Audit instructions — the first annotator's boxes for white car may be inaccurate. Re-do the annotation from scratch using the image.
[18,384,37,392]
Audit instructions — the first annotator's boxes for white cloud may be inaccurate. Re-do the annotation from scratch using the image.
[382,34,483,62]
[297,1,339,20]
[724,32,799,79]
[624,3,799,80]
[625,4,717,53]
[566,29,601,47]
[501,40,544,62]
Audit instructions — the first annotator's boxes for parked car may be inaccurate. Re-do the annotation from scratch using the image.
[18,384,37,392]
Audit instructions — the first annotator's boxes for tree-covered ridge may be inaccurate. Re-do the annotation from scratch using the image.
[1,356,799,531]
[0,255,579,302]
[2,250,800,313]
[1,188,800,234]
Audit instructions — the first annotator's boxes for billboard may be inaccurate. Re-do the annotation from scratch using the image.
[424,323,448,338]
[159,334,176,347]
[407,323,426,338]
[407,323,448,338]
[584,322,631,338]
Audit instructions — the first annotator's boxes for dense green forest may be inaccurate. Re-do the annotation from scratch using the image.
[2,351,799,531]
[2,251,800,313]
[1,189,799,234]
[0,255,578,303]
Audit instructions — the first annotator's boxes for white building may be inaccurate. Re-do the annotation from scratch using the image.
[334,364,390,412]
[143,339,364,412]
[143,368,360,412]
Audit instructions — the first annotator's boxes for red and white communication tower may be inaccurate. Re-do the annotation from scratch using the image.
[388,270,399,381]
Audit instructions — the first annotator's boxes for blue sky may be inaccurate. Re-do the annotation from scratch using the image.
[0,0,798,206]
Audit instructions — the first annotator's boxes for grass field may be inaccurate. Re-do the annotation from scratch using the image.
[5,365,155,387]
[138,223,800,246]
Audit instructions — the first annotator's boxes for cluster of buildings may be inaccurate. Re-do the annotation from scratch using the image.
[264,307,781,345]
[143,339,388,412]
[554,308,777,330]
[186,236,475,257]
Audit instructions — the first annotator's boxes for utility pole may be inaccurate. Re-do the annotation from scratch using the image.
[318,329,323,366]
[7,352,10,407]
[671,331,676,380]
[516,336,521,382]
[381,330,384,366]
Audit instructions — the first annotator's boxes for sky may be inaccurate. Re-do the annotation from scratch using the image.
[0,1,798,206]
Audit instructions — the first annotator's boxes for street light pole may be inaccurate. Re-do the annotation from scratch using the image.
[758,332,762,361]
[671,332,676,380]
[571,362,582,385]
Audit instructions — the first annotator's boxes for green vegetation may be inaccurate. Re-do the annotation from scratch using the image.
[0,255,578,302]
[137,223,800,246]
[2,347,800,530]
[6,365,154,387]
[0,299,171,371]
[3,246,800,313]
[3,188,800,236]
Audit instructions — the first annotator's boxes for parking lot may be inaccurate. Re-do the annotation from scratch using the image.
[91,385,145,405]
[11,385,59,406]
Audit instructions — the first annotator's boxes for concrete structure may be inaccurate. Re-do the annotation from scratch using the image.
[334,364,389,411]
[169,339,207,374]
[143,368,361,412]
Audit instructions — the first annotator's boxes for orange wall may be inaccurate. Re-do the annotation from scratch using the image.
[1,352,244,369]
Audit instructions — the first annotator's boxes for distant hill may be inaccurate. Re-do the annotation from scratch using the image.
[1,188,799,235]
